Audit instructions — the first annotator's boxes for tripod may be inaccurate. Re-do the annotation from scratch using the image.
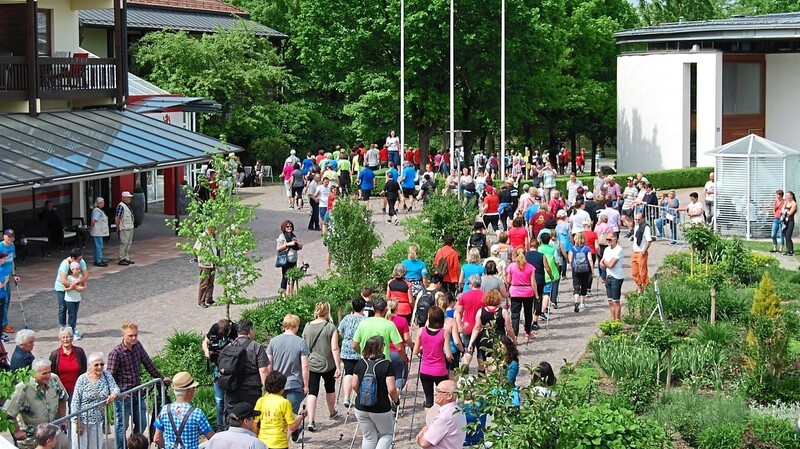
[635,274,666,343]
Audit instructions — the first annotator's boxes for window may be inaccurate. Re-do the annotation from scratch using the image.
[37,10,51,56]
[722,62,762,114]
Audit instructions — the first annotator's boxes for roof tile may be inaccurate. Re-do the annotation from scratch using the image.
[128,0,245,15]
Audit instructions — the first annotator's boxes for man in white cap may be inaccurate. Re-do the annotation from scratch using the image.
[153,371,214,449]
[115,191,135,266]
[285,149,299,166]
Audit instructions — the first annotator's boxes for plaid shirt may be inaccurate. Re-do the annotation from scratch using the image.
[107,340,163,392]
[153,402,212,449]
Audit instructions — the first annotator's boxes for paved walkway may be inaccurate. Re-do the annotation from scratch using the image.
[7,184,690,449]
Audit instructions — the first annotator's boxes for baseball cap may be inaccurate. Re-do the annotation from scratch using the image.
[626,177,634,182]
[556,209,568,218]
[228,402,261,420]
[585,192,594,200]
[121,191,134,198]
[3,229,14,237]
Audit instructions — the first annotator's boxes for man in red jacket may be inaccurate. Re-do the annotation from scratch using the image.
[433,235,460,294]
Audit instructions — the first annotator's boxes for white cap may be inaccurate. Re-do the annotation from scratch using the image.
[290,149,296,155]
[121,191,133,198]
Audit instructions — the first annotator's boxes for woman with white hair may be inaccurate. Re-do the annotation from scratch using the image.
[88,197,108,267]
[71,352,119,449]
[49,326,87,398]
[10,329,35,370]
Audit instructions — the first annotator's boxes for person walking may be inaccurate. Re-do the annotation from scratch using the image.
[207,402,266,449]
[413,306,451,413]
[433,235,460,294]
[254,373,306,449]
[467,290,513,374]
[276,220,302,295]
[302,303,342,431]
[307,173,322,231]
[353,336,398,449]
[115,191,136,266]
[194,226,218,308]
[265,314,309,442]
[782,191,797,256]
[506,249,537,341]
[569,232,594,312]
[222,320,270,422]
[88,197,108,267]
[202,318,238,430]
[338,298,367,408]
[600,233,624,321]
[386,299,411,391]
[387,264,414,324]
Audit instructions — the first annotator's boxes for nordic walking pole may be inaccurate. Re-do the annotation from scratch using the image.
[348,421,359,449]
[13,278,28,329]
[338,392,355,441]
[407,355,422,440]
[390,398,401,449]
[301,404,306,449]
[400,351,413,414]
[336,362,345,407]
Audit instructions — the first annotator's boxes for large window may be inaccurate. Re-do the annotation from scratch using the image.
[722,62,762,114]
[37,10,51,56]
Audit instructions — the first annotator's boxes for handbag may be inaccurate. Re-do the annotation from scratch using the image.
[275,250,288,268]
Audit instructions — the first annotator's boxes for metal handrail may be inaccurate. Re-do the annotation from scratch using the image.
[51,378,166,426]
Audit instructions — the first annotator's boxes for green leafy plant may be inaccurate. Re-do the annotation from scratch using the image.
[592,337,659,381]
[556,402,670,448]
[0,368,32,432]
[598,319,623,336]
[325,197,381,281]
[697,421,748,449]
[285,267,306,283]
[240,294,315,343]
[613,375,659,413]
[170,153,261,318]
[147,331,211,387]
[694,321,739,349]
[746,415,800,448]
[647,390,750,446]
[404,193,473,260]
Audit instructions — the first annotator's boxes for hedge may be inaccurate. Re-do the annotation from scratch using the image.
[543,166,714,194]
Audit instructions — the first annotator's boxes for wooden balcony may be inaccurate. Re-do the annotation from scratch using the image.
[0,55,118,102]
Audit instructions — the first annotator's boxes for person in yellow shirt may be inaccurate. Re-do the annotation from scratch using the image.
[254,372,306,448]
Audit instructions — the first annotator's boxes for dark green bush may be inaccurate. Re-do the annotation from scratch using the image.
[547,166,713,194]
[614,375,659,414]
[404,193,473,260]
[630,276,751,323]
[693,322,740,349]
[556,403,670,449]
[370,234,438,288]
[148,331,210,386]
[241,294,315,343]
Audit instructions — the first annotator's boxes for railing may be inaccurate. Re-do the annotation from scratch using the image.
[0,56,118,101]
[50,378,166,449]
[643,203,686,245]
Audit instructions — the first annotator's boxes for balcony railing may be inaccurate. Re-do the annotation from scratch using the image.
[0,56,118,101]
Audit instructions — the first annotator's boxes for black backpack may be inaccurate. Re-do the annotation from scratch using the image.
[415,290,437,327]
[469,233,489,259]
[358,358,388,407]
[217,340,250,391]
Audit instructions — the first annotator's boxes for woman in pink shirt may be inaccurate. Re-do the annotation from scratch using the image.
[506,217,528,252]
[280,163,294,209]
[413,306,452,412]
[506,248,538,342]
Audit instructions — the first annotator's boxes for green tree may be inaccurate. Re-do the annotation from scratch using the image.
[729,0,800,15]
[169,153,261,318]
[325,197,381,281]
[638,0,727,26]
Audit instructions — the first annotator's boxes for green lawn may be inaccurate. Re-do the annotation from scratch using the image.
[746,240,800,261]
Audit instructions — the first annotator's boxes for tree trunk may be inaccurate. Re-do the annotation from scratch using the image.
[590,137,599,174]
[416,125,436,171]
[569,129,578,174]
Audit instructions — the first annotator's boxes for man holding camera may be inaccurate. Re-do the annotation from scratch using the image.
[203,318,238,429]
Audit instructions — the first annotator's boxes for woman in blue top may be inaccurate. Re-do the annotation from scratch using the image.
[401,244,428,298]
[459,248,485,292]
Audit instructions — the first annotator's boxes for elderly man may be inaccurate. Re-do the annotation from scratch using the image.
[4,358,68,449]
[89,197,109,267]
[206,402,266,449]
[115,191,135,266]
[108,321,169,449]
[631,212,653,294]
[10,329,35,371]
[153,372,214,449]
[416,380,466,449]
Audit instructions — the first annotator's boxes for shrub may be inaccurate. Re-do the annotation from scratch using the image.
[592,337,658,381]
[747,415,800,448]
[550,167,713,195]
[557,362,604,406]
[556,403,670,449]
[647,390,750,446]
[671,341,729,387]
[148,331,210,387]
[629,276,751,323]
[697,421,747,449]
[250,136,290,173]
[614,375,660,413]
[598,319,623,336]
[752,274,781,318]
[326,197,381,281]
[241,295,315,343]
[404,193,473,260]
[693,322,740,349]
[662,252,692,275]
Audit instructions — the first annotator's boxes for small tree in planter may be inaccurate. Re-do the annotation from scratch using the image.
[169,153,261,319]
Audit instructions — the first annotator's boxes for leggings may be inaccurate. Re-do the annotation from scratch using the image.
[388,197,398,218]
[280,262,297,290]
[419,372,449,408]
[784,219,795,253]
[510,295,533,336]
[500,209,512,231]
[308,368,336,397]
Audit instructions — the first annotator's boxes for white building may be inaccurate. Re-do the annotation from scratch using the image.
[614,13,800,172]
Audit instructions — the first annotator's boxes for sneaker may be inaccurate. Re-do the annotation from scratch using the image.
[387,219,393,223]
[307,422,316,432]
[126,259,136,265]
[531,323,540,331]
[579,303,588,311]
[73,332,83,341]
[2,325,13,333]
[118,260,129,266]
[329,410,340,420]
[408,207,412,212]
[574,302,580,313]
[670,241,677,245]
[291,429,301,443]
[343,400,351,408]
[540,313,549,321]
[0,334,8,343]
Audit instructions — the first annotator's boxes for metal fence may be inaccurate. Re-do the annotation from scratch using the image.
[643,203,686,245]
[50,378,166,449]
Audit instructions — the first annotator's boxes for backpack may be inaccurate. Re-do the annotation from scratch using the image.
[415,290,436,327]
[358,358,388,407]
[435,252,450,277]
[572,247,591,273]
[469,234,489,259]
[217,340,250,391]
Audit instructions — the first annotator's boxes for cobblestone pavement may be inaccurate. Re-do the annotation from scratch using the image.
[9,183,691,449]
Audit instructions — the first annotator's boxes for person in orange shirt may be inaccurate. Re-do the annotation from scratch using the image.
[433,235,461,294]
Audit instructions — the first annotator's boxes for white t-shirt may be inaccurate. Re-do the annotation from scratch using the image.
[65,274,82,302]
[704,180,715,203]
[566,180,583,205]
[602,244,624,280]
[687,201,704,223]
[570,209,591,234]
[631,224,652,253]
[386,136,399,152]
[316,185,330,205]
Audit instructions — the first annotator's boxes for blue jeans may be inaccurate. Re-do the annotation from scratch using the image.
[93,236,104,263]
[1,284,9,328]
[389,151,400,167]
[115,394,148,449]
[319,206,327,222]
[56,291,67,327]
[285,388,305,415]
[212,365,225,429]
[772,219,785,247]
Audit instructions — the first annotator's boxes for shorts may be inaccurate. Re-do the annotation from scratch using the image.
[621,208,633,217]
[572,271,592,296]
[308,368,336,397]
[605,276,624,301]
[361,189,371,201]
[447,350,461,371]
[402,187,415,198]
[324,210,332,222]
[343,359,359,376]
[292,186,304,199]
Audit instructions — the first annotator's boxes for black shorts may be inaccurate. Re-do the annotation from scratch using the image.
[447,350,461,371]
[402,187,415,198]
[622,208,633,217]
[308,368,336,397]
[291,186,304,198]
[343,359,359,376]
[361,189,371,201]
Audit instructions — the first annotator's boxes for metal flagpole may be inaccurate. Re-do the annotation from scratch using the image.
[450,0,455,160]
[500,0,506,180]
[400,0,405,164]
